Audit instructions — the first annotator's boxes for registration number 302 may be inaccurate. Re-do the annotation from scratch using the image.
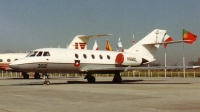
[38,64,47,68]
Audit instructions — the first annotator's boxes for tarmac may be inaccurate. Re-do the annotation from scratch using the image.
[0,77,200,112]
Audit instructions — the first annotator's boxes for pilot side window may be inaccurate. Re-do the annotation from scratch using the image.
[37,51,43,57]
[43,52,50,56]
[29,51,38,57]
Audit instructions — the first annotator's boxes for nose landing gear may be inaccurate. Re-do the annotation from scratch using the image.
[42,73,50,85]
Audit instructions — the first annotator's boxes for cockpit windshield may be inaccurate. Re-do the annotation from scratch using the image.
[26,51,50,57]
[29,51,38,57]
[26,51,32,57]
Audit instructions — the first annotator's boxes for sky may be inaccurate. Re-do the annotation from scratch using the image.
[0,0,199,65]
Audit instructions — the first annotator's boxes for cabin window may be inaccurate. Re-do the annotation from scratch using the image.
[29,51,38,57]
[0,59,3,62]
[43,52,50,56]
[107,55,110,60]
[75,53,78,58]
[91,54,95,59]
[99,55,103,59]
[7,59,11,62]
[83,54,87,59]
[37,51,43,56]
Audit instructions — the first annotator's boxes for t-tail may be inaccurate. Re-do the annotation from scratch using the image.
[125,29,166,64]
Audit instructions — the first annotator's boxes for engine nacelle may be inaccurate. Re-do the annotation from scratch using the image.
[115,53,142,66]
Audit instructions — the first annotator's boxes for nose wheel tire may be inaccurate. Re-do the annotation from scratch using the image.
[42,73,50,85]
[43,81,50,85]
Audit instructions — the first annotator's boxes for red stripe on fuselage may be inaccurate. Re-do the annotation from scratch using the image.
[0,63,9,70]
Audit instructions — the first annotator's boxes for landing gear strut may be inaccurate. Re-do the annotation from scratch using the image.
[112,72,122,83]
[84,73,96,83]
[42,73,50,85]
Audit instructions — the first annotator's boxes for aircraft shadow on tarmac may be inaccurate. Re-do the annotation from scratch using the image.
[0,79,144,86]
[67,79,144,84]
[17,79,144,86]
[25,81,191,86]
[0,78,191,86]
[2,77,71,80]
[66,80,190,84]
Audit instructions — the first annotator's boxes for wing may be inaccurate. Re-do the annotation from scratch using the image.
[83,66,200,73]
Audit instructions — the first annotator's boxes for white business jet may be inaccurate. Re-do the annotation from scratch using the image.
[9,29,198,84]
[1,34,111,79]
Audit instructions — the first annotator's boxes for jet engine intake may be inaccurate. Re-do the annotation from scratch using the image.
[115,53,142,66]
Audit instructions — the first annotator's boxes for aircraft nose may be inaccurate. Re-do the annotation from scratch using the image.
[9,62,20,70]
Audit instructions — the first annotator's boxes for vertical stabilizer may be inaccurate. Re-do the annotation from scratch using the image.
[67,35,88,50]
[125,29,166,62]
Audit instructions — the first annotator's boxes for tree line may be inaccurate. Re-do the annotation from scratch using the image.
[188,57,200,66]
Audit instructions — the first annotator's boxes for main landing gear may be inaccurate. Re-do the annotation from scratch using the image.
[112,72,122,84]
[21,72,41,79]
[22,72,29,79]
[84,73,96,83]
[84,72,122,84]
[34,73,41,79]
[42,73,50,85]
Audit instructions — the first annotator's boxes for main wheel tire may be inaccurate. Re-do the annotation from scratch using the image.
[34,73,41,79]
[112,75,122,83]
[23,74,29,79]
[87,76,96,83]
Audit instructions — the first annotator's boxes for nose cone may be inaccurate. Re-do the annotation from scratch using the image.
[9,61,21,70]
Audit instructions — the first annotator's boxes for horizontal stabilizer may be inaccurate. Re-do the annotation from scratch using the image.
[143,40,192,45]
[78,34,113,39]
